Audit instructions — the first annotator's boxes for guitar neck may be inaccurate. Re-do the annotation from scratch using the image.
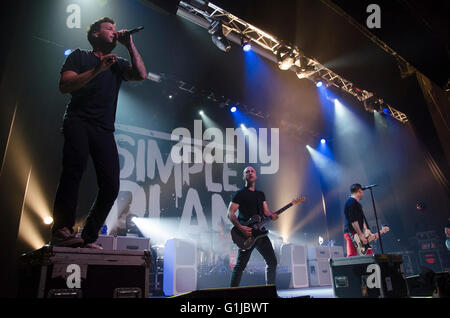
[260,197,304,225]
[258,203,293,227]
[274,202,293,216]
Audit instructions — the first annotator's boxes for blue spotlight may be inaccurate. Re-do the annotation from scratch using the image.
[320,138,326,144]
[316,81,323,88]
[64,49,72,56]
[240,123,246,129]
[243,43,252,52]
[230,106,237,113]
[241,37,252,52]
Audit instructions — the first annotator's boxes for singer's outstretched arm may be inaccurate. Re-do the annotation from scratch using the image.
[118,30,147,81]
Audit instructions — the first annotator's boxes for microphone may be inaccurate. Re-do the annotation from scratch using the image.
[118,26,144,39]
[362,184,378,190]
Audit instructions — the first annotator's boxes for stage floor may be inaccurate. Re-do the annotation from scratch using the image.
[277,286,334,298]
[149,286,335,298]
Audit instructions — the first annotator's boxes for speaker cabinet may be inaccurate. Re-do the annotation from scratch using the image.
[163,238,197,296]
[329,246,344,258]
[308,259,332,286]
[94,235,115,250]
[280,244,309,288]
[307,245,330,260]
[115,236,150,251]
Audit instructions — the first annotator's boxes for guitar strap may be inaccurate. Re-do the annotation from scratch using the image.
[363,214,370,232]
[256,193,265,218]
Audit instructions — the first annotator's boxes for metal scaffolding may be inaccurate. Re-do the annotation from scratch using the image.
[176,1,408,123]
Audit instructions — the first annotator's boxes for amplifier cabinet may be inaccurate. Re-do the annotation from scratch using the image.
[18,245,150,298]
[115,236,150,251]
[307,245,330,260]
[308,259,332,286]
[93,235,115,250]
[75,235,150,251]
[329,246,344,258]
[329,254,408,298]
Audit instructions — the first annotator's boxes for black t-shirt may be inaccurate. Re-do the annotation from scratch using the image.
[60,48,130,131]
[232,187,266,223]
[344,197,367,234]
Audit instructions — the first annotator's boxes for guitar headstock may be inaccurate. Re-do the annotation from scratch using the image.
[292,196,306,205]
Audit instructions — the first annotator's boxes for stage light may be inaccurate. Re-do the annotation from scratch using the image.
[186,0,209,11]
[125,213,142,237]
[276,46,296,70]
[199,110,204,115]
[296,71,308,79]
[208,20,231,52]
[318,236,324,246]
[295,56,315,79]
[316,81,323,87]
[241,37,252,52]
[320,138,326,144]
[230,106,237,113]
[64,49,72,56]
[240,123,246,129]
[43,216,53,225]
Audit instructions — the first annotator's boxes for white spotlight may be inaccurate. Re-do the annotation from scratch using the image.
[43,216,54,225]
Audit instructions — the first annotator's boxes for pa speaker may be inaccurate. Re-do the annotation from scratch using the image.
[163,238,197,296]
[280,244,309,288]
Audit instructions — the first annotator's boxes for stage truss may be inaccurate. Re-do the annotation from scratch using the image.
[176,1,408,123]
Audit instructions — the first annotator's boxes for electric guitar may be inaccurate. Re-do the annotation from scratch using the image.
[231,196,306,250]
[351,225,390,255]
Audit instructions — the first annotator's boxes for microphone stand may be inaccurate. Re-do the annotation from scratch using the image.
[368,186,384,255]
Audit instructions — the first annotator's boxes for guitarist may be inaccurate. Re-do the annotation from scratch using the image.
[227,166,279,287]
[344,183,375,257]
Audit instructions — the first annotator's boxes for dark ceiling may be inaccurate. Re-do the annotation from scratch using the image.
[210,0,449,89]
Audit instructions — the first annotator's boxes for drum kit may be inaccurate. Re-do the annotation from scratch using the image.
[194,227,237,274]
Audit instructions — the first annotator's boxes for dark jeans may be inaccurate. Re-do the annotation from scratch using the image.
[52,117,120,244]
[230,235,277,287]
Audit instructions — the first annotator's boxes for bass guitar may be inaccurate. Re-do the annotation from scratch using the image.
[351,225,390,255]
[231,196,306,250]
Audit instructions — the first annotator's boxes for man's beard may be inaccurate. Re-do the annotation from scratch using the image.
[103,41,117,53]
[95,39,117,53]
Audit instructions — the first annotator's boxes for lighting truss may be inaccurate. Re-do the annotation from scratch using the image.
[387,105,408,123]
[176,1,407,123]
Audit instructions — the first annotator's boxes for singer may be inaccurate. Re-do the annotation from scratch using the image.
[50,17,147,248]
[343,183,374,256]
